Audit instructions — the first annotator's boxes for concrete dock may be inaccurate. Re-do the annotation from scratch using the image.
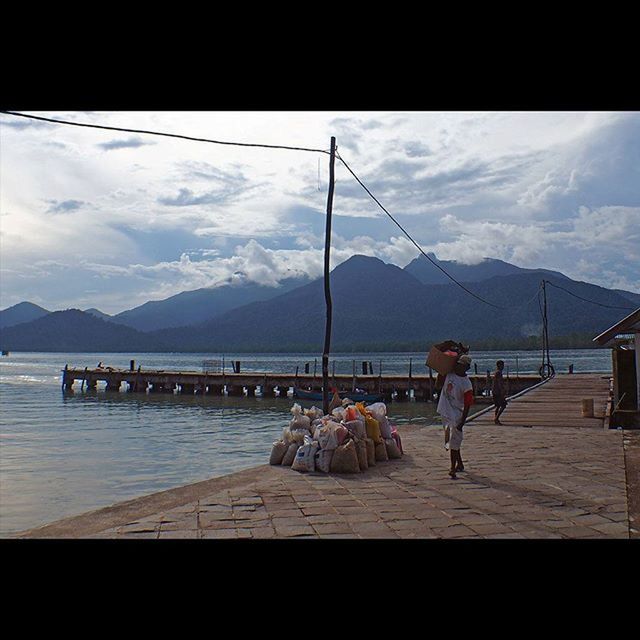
[17,373,639,539]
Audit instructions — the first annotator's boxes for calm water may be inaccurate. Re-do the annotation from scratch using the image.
[0,349,611,536]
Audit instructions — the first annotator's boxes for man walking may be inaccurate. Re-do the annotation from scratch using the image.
[437,354,474,479]
[492,360,508,425]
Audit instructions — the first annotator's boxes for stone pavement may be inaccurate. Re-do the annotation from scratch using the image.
[18,419,636,539]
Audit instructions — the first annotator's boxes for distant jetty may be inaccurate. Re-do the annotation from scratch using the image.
[61,363,540,402]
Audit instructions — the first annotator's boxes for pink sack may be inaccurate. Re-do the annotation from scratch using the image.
[390,427,403,454]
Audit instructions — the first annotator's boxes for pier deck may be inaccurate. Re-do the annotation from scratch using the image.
[61,366,540,400]
[467,373,612,429]
[18,372,639,539]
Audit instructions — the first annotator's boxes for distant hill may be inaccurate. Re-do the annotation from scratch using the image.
[83,308,113,321]
[613,289,640,307]
[0,302,50,329]
[0,309,168,352]
[111,276,312,331]
[3,256,637,352]
[404,254,569,285]
[150,255,638,352]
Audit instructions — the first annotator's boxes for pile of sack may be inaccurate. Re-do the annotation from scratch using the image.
[269,399,403,474]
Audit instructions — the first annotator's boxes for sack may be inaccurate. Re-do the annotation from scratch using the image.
[304,406,323,420]
[355,438,368,471]
[331,406,347,422]
[366,402,387,421]
[426,345,459,375]
[391,427,403,454]
[375,441,389,462]
[377,415,392,439]
[282,442,299,466]
[345,405,360,422]
[314,448,334,473]
[342,419,366,439]
[314,421,346,451]
[290,428,310,444]
[292,440,319,472]
[355,402,368,417]
[384,437,402,459]
[290,414,311,431]
[365,438,376,466]
[269,440,289,465]
[330,440,360,473]
[328,390,342,412]
[365,415,383,444]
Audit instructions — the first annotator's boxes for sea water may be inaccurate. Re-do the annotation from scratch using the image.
[0,349,611,536]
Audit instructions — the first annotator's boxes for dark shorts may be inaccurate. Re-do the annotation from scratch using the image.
[493,395,507,409]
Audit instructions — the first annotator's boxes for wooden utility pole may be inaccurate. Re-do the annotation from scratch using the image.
[322,136,337,415]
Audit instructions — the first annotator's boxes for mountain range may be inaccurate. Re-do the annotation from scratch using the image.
[1,254,638,352]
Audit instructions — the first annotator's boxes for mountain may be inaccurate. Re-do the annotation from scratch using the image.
[150,256,639,352]
[3,256,637,352]
[111,276,312,331]
[83,308,113,321]
[613,289,640,307]
[0,309,168,352]
[153,255,426,351]
[0,302,50,329]
[404,254,569,285]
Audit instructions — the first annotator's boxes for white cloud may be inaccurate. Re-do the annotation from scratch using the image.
[1,110,639,311]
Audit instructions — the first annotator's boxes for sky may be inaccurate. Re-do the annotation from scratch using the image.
[1,110,639,314]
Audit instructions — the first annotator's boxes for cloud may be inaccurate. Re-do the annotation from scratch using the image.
[97,137,155,151]
[404,141,433,158]
[0,117,56,130]
[46,199,85,213]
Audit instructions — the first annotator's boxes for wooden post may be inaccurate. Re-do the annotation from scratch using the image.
[428,366,433,402]
[352,359,356,392]
[322,136,336,415]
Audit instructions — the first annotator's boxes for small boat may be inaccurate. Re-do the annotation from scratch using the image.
[293,387,383,403]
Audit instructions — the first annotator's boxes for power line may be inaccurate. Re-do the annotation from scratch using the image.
[6,111,630,316]
[544,280,635,310]
[0,111,331,156]
[335,151,505,310]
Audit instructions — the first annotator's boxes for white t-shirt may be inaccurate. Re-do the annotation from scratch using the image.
[437,372,474,426]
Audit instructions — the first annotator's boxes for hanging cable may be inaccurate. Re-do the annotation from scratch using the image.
[544,280,635,310]
[336,151,505,310]
[0,111,331,156]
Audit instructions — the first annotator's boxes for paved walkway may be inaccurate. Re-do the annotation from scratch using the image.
[16,375,638,539]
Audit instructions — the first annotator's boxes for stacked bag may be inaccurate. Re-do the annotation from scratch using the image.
[269,400,403,474]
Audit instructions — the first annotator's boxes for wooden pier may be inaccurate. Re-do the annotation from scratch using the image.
[467,373,612,428]
[61,365,541,402]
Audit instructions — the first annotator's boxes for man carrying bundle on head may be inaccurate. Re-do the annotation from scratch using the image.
[437,354,474,479]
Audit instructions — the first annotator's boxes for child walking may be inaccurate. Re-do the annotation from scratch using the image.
[437,354,475,479]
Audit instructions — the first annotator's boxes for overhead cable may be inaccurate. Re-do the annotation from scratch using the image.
[335,151,504,310]
[544,280,635,310]
[0,111,331,155]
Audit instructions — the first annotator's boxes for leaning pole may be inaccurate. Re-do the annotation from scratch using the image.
[322,136,337,415]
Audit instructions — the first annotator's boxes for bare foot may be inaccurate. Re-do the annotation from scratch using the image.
[448,470,457,479]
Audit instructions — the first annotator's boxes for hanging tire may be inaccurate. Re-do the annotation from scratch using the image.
[539,363,555,379]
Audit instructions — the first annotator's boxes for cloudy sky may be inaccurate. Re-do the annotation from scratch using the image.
[1,110,639,314]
